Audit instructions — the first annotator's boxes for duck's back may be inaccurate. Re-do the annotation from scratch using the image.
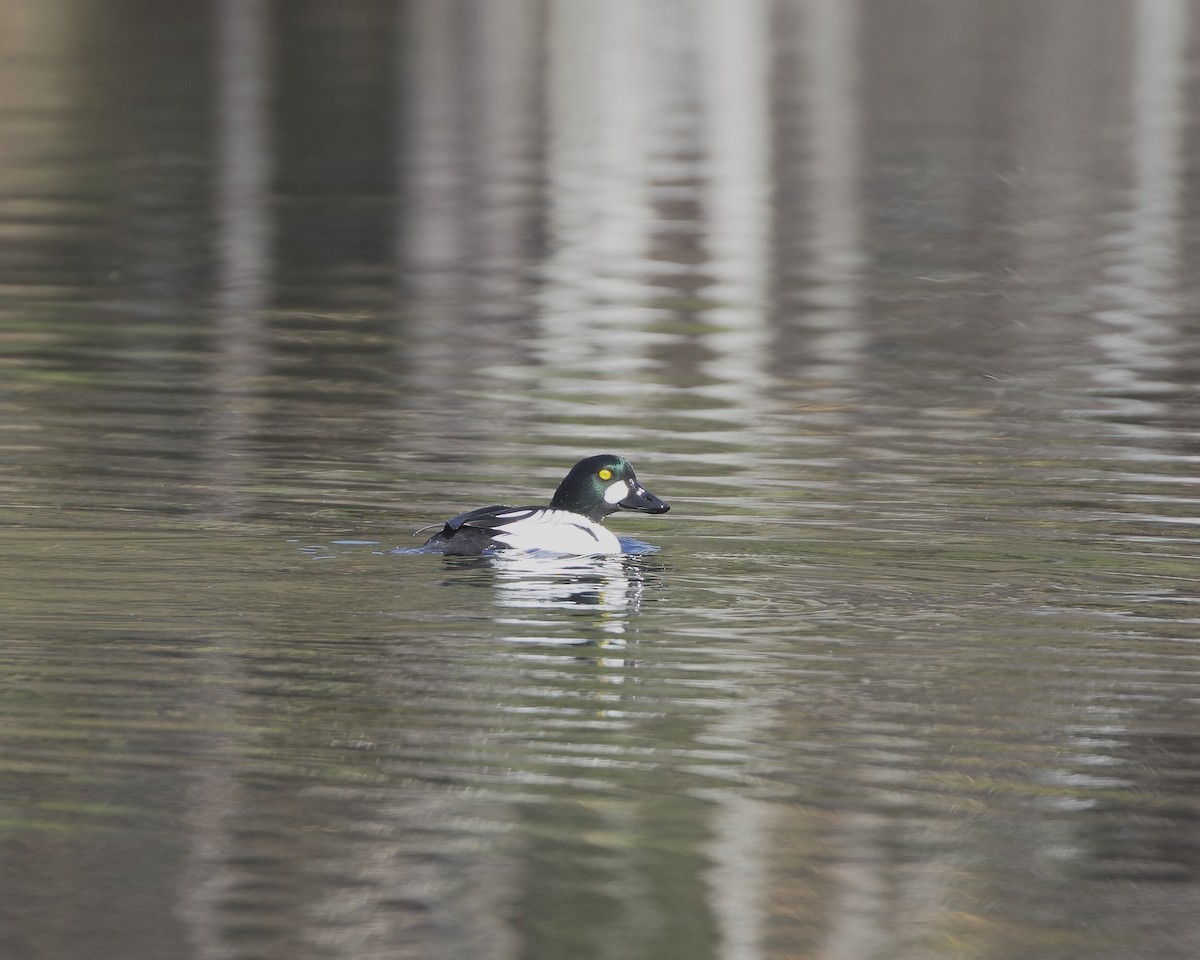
[424,505,621,556]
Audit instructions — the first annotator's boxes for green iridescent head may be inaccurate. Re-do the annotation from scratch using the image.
[549,455,670,522]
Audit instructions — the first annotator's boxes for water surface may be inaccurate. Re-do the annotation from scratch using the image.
[3,2,1200,959]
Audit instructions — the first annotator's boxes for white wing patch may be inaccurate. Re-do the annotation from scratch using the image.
[492,509,622,556]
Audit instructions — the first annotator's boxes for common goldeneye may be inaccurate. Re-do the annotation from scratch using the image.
[419,454,670,556]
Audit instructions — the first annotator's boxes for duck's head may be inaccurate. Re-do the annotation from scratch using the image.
[550,454,671,522]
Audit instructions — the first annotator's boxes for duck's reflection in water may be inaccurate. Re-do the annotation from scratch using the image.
[464,543,665,655]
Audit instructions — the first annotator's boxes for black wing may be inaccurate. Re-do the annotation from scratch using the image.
[422,504,542,556]
[443,504,540,532]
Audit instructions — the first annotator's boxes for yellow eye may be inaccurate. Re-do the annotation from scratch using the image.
[598,468,613,481]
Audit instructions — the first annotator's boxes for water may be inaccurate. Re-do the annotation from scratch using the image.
[4,1,1200,958]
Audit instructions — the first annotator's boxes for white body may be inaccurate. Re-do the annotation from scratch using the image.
[490,509,623,556]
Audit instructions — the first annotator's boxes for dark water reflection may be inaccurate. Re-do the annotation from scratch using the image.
[5,1,1200,958]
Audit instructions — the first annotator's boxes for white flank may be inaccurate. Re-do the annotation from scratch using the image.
[492,509,622,556]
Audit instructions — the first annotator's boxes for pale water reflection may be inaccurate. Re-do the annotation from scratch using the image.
[4,1,1200,959]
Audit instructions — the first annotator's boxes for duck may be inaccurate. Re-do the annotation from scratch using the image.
[418,454,670,556]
